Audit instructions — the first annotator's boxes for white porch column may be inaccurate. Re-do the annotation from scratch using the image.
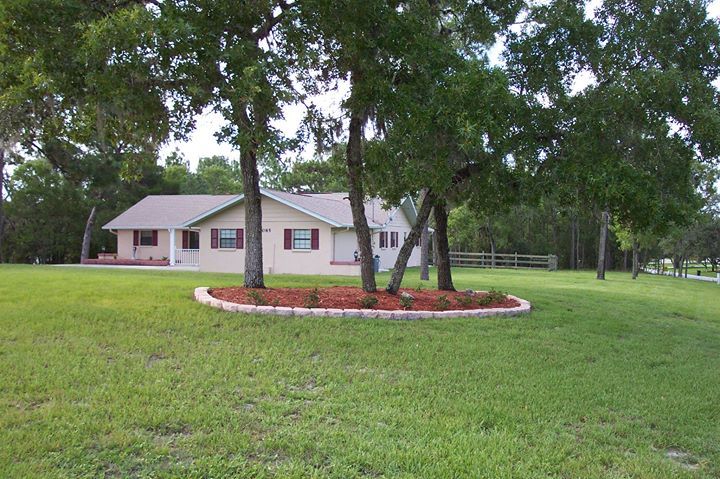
[169,228,176,266]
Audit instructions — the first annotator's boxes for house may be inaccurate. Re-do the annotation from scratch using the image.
[101,189,423,275]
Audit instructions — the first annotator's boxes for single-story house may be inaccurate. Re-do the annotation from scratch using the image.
[101,189,424,275]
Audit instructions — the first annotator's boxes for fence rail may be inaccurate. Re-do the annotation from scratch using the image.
[175,249,199,266]
[449,251,558,271]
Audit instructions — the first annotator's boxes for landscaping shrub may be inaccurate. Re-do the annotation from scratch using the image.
[455,295,474,307]
[304,288,320,309]
[487,289,508,303]
[246,290,268,306]
[359,295,379,309]
[399,292,414,310]
[435,295,451,311]
[477,289,508,306]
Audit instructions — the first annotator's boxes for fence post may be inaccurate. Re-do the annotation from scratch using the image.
[515,252,518,268]
[717,273,719,285]
[548,255,558,272]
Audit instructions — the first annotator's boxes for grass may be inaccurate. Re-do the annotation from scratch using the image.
[1,264,719,478]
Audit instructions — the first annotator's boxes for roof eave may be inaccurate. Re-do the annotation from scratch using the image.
[101,224,189,230]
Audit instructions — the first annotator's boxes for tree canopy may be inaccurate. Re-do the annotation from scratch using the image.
[0,0,718,285]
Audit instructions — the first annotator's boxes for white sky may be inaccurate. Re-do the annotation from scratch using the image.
[150,0,720,170]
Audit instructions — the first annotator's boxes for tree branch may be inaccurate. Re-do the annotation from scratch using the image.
[253,1,293,41]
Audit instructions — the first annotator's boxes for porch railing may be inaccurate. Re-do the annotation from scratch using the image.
[175,249,199,266]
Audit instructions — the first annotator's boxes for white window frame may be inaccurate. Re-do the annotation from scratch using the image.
[293,229,312,250]
[219,229,236,249]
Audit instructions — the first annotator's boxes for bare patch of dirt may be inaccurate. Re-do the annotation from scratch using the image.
[146,353,166,368]
[665,447,700,470]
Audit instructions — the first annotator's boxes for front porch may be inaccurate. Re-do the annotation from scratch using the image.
[173,248,199,266]
[169,229,200,266]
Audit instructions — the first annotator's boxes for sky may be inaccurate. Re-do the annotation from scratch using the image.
[158,0,718,171]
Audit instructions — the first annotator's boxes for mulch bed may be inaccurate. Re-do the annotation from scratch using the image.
[82,258,170,266]
[208,286,519,311]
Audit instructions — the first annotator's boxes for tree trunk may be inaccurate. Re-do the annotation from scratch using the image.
[434,198,455,291]
[239,133,265,288]
[577,221,583,269]
[0,148,5,263]
[622,250,628,272]
[631,239,640,279]
[672,255,682,277]
[485,220,496,268]
[80,206,97,263]
[596,209,610,280]
[386,191,435,294]
[570,214,577,270]
[420,191,431,281]
[346,103,376,292]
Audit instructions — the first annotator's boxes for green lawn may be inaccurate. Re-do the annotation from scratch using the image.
[1,265,719,478]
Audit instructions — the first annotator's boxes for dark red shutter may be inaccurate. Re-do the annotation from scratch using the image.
[133,230,139,246]
[311,229,319,250]
[284,229,292,249]
[182,231,189,249]
[236,228,244,249]
[379,232,385,248]
[152,230,158,246]
[211,229,218,249]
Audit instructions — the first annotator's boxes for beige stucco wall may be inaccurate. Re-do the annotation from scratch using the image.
[115,229,184,261]
[332,229,359,262]
[197,197,342,275]
[373,207,421,271]
[196,198,421,275]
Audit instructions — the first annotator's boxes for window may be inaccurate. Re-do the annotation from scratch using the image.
[379,231,388,249]
[391,232,398,248]
[293,229,311,250]
[219,229,236,248]
[140,230,154,246]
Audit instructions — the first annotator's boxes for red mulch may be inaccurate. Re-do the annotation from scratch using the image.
[82,258,170,266]
[208,286,519,311]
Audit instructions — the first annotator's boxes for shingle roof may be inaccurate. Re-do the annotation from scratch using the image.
[103,195,239,229]
[104,189,415,230]
[266,190,392,227]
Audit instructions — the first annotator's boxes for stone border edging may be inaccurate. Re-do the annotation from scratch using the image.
[194,287,531,319]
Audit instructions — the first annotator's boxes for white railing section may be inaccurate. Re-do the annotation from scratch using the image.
[175,249,200,266]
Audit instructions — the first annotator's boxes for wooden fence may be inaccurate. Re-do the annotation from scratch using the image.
[449,251,558,271]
